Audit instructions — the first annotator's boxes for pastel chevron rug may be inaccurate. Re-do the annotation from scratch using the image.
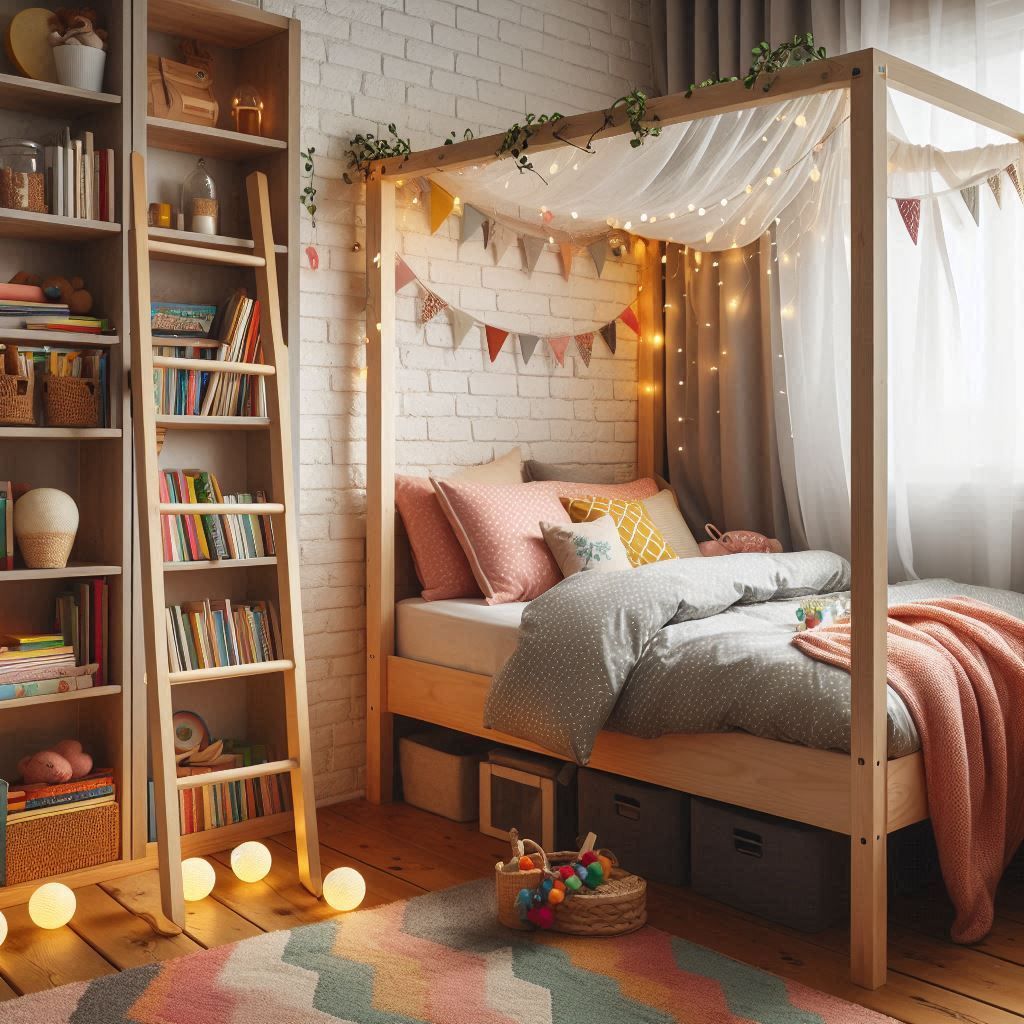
[0,880,895,1023]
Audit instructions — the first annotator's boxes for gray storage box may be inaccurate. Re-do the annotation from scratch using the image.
[578,768,690,885]
[691,798,848,932]
[399,730,487,822]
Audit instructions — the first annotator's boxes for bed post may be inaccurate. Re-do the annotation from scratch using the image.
[637,240,662,478]
[366,171,397,803]
[848,55,889,990]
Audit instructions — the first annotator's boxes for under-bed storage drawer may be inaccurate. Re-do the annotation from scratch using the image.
[691,798,848,932]
[578,768,690,885]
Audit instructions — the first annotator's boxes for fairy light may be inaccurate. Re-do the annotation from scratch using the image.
[795,113,807,127]
[809,165,821,182]
[711,260,718,267]
[573,162,579,170]
[549,162,559,175]
[697,207,706,216]
[765,177,773,185]
[653,334,662,345]
[640,213,648,222]
[570,211,579,219]
[661,254,667,264]
[772,167,782,177]
[781,305,795,319]
[669,212,676,219]
[720,198,728,207]
[705,231,714,243]
[740,217,747,226]
[623,220,632,230]
[745,184,753,194]
[649,216,657,223]
[687,203,695,212]
[548,236,554,243]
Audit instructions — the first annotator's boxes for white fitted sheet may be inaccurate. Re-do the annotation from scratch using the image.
[396,597,526,677]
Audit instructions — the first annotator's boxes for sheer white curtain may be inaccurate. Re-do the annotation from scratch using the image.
[779,0,1024,588]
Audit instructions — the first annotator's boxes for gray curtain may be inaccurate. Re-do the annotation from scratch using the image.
[649,0,887,95]
[664,238,796,548]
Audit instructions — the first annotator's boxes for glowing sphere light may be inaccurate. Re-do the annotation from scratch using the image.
[231,841,273,883]
[181,857,217,901]
[28,883,76,929]
[322,867,366,912]
[0,910,7,945]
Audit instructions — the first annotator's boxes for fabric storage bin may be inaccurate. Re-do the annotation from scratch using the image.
[5,802,119,885]
[691,798,848,932]
[480,748,577,851]
[578,768,690,885]
[399,730,487,822]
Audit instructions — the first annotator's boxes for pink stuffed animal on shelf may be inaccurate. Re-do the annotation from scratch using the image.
[17,739,94,787]
[698,524,784,557]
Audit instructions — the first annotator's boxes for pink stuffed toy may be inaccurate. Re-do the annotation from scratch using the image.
[698,524,784,557]
[18,739,93,787]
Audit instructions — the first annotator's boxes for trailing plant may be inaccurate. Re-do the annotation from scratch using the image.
[496,112,564,181]
[687,32,826,97]
[342,124,412,183]
[444,128,476,145]
[299,146,317,229]
[611,89,661,148]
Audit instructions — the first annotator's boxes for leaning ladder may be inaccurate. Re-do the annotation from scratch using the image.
[128,151,322,925]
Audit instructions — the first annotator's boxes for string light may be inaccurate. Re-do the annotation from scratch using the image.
[781,305,795,319]
[640,213,648,222]
[705,231,714,243]
[687,203,695,212]
[772,167,782,177]
[669,212,676,219]
[745,184,753,194]
[720,198,728,207]
[809,164,821,182]
[570,211,578,219]
[795,113,807,127]
[623,220,632,230]
[697,207,705,216]
[549,162,559,175]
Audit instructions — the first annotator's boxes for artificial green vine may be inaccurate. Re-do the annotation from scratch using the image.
[299,146,317,229]
[611,89,661,148]
[444,128,476,145]
[342,124,412,183]
[687,32,827,97]
[497,112,564,181]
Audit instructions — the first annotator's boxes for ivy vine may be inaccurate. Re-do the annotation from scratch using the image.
[496,112,564,182]
[342,124,412,183]
[687,32,826,97]
[611,89,661,148]
[299,146,317,229]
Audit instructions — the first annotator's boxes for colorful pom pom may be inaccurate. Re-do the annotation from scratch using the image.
[548,887,565,905]
[597,855,613,878]
[565,874,583,892]
[580,851,598,867]
[540,878,553,894]
[585,862,604,888]
[558,865,574,880]
[518,855,535,871]
[516,888,533,909]
[553,879,566,892]
[574,863,588,881]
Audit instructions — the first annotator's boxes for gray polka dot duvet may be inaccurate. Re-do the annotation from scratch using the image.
[484,551,1024,764]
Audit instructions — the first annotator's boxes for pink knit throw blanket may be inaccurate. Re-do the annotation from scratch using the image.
[793,597,1024,943]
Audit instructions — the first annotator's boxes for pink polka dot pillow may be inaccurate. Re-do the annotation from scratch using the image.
[429,478,659,604]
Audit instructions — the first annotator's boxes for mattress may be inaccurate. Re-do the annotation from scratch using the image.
[396,597,526,677]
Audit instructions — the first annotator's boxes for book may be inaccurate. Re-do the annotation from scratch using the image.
[151,302,217,338]
[165,598,279,672]
[4,793,114,823]
[55,579,108,679]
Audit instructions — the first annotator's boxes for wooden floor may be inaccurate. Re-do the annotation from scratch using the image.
[1,801,1023,1022]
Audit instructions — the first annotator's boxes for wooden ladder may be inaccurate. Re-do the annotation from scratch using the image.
[127,151,322,925]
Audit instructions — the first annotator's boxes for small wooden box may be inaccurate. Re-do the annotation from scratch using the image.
[5,803,120,885]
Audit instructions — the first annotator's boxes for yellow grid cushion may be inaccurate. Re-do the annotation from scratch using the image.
[560,495,677,567]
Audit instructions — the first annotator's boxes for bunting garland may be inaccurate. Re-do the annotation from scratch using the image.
[1008,162,1024,204]
[574,332,594,367]
[518,334,540,364]
[449,307,477,348]
[895,198,921,245]
[461,204,487,243]
[419,291,448,324]
[429,182,456,234]
[491,224,516,265]
[588,241,607,278]
[960,184,980,225]
[619,306,640,335]
[600,321,617,354]
[987,174,1002,208]
[485,325,509,363]
[548,337,570,367]
[395,255,416,292]
[521,235,545,274]
[559,243,574,281]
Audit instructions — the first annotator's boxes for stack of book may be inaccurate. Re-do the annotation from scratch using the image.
[56,579,110,685]
[42,129,116,222]
[151,289,267,417]
[164,598,279,673]
[24,315,111,335]
[159,468,276,563]
[0,299,71,328]
[6,770,115,823]
[0,633,97,703]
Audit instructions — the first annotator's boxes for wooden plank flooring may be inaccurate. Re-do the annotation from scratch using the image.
[0,800,1020,1023]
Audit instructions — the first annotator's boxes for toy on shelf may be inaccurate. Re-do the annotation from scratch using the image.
[18,739,94,785]
[147,40,218,127]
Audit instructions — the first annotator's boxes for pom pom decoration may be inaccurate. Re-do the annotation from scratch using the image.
[580,851,598,867]
[558,865,574,880]
[526,905,555,929]
[548,887,565,905]
[540,878,553,895]
[597,855,613,878]
[585,862,604,888]
[517,855,535,871]
[574,864,588,881]
[565,874,583,892]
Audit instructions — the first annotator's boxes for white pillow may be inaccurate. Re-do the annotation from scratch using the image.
[540,515,634,578]
[642,490,701,558]
[454,447,525,484]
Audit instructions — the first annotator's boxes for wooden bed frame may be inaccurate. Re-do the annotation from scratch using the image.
[363,50,1024,990]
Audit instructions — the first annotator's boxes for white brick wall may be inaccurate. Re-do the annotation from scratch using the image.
[255,0,653,803]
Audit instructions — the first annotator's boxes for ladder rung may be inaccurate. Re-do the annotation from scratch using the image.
[159,502,284,515]
[153,356,276,377]
[169,659,294,685]
[148,239,266,267]
[176,758,298,791]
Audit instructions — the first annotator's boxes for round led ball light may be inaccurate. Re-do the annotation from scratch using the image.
[322,867,366,912]
[231,841,273,883]
[28,883,76,929]
[0,910,7,945]
[181,857,217,902]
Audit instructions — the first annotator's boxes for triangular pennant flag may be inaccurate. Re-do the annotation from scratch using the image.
[521,235,545,275]
[395,255,416,292]
[485,324,509,362]
[1008,163,1024,204]
[460,204,486,244]
[619,306,640,335]
[449,307,477,348]
[548,336,570,367]
[599,321,617,354]
[518,333,540,364]
[419,291,448,325]
[987,173,1003,208]
[559,243,574,281]
[588,241,608,277]
[482,219,492,247]
[960,184,980,225]
[895,198,921,245]
[429,182,455,234]
[491,224,515,265]
[574,332,594,367]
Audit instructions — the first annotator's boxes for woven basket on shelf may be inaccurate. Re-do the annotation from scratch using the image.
[5,802,119,885]
[0,372,35,425]
[44,376,100,427]
[495,830,647,936]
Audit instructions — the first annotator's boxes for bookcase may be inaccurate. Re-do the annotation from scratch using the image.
[0,0,301,897]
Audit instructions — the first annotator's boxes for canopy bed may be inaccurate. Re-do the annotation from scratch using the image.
[362,51,1024,990]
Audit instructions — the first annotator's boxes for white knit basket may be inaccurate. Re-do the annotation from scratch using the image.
[14,488,79,568]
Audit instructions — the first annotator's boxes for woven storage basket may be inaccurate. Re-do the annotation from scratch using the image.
[495,830,647,936]
[0,372,34,425]
[5,802,119,885]
[44,376,100,428]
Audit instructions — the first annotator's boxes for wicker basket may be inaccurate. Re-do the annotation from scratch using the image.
[5,802,119,885]
[44,376,100,428]
[495,830,647,936]
[0,372,35,425]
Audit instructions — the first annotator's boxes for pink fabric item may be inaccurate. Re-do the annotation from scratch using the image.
[395,475,482,601]
[793,597,1024,943]
[529,477,660,502]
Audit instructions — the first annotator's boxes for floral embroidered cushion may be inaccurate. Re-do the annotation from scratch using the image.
[541,515,633,578]
[560,495,677,567]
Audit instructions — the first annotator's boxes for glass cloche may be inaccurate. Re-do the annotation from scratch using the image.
[231,84,265,136]
[181,157,218,235]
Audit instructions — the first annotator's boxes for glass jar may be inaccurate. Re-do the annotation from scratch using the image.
[230,84,265,136]
[181,157,218,234]
[0,139,45,213]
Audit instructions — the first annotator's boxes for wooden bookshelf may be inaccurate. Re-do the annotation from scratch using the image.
[0,0,134,887]
[132,0,301,863]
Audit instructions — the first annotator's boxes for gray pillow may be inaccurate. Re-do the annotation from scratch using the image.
[524,459,619,484]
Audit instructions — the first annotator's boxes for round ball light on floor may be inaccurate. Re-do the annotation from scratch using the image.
[0,909,7,945]
[322,866,366,912]
[230,841,272,883]
[181,857,217,901]
[28,882,76,929]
